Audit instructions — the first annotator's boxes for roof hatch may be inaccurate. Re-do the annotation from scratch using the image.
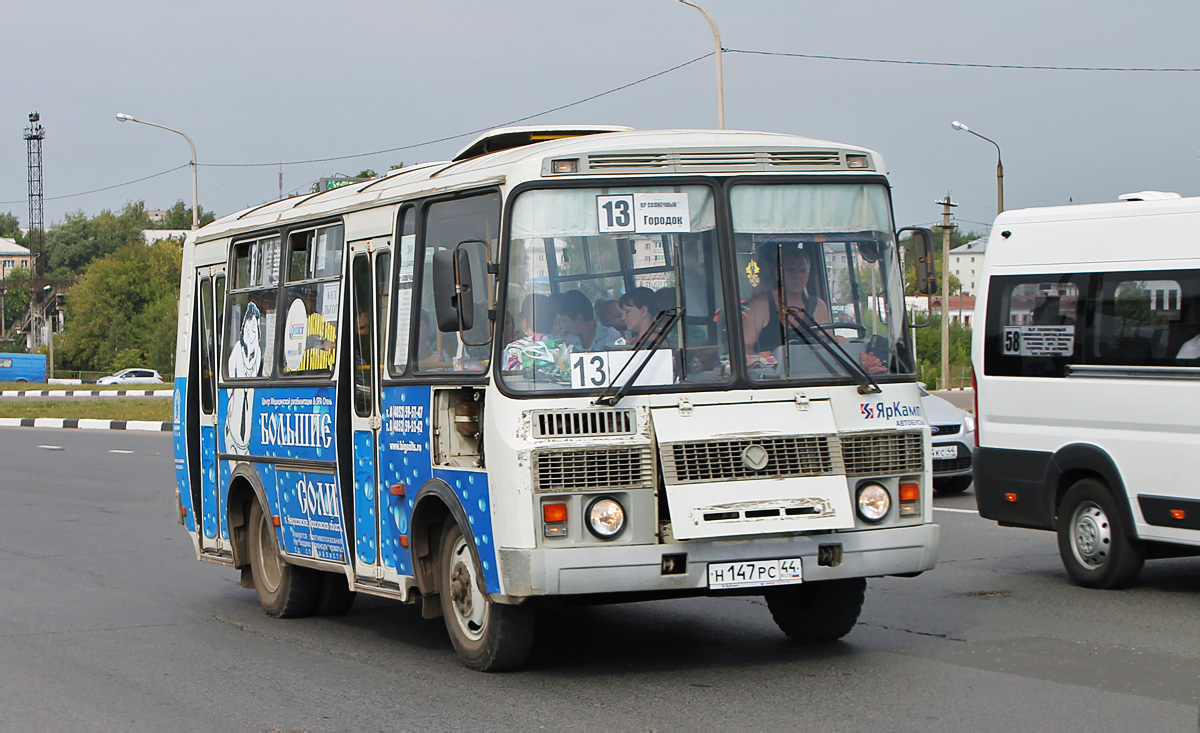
[452,125,633,162]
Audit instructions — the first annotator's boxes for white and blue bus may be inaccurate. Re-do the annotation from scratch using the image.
[173,126,940,670]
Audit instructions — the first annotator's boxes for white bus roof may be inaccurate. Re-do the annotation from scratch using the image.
[194,128,885,245]
[986,193,1200,269]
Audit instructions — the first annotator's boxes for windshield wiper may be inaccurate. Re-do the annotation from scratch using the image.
[782,305,882,395]
[594,307,683,407]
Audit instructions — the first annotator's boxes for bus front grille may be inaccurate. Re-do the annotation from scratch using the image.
[533,446,654,492]
[841,431,924,476]
[531,408,636,438]
[661,436,839,484]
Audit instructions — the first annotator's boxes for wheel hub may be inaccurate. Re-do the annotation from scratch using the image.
[450,562,473,618]
[1071,502,1111,568]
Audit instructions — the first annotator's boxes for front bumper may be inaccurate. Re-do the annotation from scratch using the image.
[499,522,939,597]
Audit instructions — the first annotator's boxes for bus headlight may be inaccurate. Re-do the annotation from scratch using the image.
[856,483,891,523]
[586,497,626,539]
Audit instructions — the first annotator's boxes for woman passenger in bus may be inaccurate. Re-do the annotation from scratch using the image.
[619,287,660,343]
[743,244,830,353]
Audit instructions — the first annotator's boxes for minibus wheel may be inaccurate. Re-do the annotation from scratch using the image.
[764,577,866,643]
[1056,478,1145,589]
[248,501,319,617]
[439,520,534,671]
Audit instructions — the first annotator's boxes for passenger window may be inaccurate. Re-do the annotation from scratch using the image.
[1093,271,1199,365]
[983,276,1084,378]
[226,236,281,380]
[391,207,417,375]
[280,225,345,377]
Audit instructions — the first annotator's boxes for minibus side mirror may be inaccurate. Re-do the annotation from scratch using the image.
[433,246,475,333]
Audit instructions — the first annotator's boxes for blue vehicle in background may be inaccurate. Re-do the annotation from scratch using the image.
[0,353,46,383]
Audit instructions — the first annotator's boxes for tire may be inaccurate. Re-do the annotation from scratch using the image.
[934,475,973,495]
[1056,478,1144,589]
[248,501,319,618]
[313,572,357,616]
[439,521,534,671]
[764,577,866,644]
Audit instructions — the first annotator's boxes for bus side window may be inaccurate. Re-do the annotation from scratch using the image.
[984,276,1083,378]
[391,206,416,375]
[1094,272,1191,365]
[281,225,344,376]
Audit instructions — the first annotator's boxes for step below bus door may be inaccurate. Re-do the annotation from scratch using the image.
[348,247,390,583]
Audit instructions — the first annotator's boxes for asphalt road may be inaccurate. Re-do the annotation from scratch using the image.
[1,428,1197,731]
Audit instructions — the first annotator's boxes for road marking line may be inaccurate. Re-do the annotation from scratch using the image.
[109,449,135,454]
[933,507,978,514]
[38,445,64,451]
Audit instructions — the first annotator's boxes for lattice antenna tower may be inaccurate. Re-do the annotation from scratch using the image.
[24,112,45,278]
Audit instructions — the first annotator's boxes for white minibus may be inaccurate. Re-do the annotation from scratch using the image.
[974,192,1200,588]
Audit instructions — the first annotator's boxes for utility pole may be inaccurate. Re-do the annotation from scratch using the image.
[937,195,957,389]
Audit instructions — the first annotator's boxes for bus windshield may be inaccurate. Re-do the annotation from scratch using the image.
[501,185,730,393]
[732,182,913,383]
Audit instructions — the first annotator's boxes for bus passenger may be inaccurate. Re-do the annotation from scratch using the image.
[553,290,625,351]
[743,245,830,352]
[594,298,624,331]
[620,287,659,343]
[503,294,556,371]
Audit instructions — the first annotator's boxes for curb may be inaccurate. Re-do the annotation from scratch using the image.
[0,389,173,398]
[0,418,172,432]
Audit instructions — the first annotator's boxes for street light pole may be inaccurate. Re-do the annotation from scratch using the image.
[115,113,199,229]
[951,120,1004,214]
[678,0,725,129]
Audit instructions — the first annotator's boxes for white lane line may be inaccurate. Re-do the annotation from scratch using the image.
[38,445,64,451]
[108,449,135,454]
[934,506,978,515]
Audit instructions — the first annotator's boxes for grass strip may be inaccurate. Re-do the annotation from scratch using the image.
[0,398,171,422]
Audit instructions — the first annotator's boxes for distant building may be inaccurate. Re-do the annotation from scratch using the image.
[949,239,987,296]
[147,210,168,224]
[0,238,32,278]
[142,229,189,245]
[906,294,977,327]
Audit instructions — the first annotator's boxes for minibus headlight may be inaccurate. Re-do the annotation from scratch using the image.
[856,483,891,523]
[586,497,625,539]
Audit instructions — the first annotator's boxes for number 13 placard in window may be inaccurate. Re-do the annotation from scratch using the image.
[597,193,690,234]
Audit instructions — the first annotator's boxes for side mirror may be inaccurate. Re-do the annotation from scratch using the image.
[900,227,938,295]
[433,247,475,333]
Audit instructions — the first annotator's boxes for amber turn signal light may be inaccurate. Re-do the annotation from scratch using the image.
[899,482,920,503]
[1170,509,1186,520]
[543,502,568,524]
[1005,493,1018,503]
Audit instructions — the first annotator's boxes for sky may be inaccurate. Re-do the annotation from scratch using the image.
[3,0,1198,237]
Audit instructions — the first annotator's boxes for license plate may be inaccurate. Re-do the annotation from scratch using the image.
[932,445,959,459]
[707,558,803,590]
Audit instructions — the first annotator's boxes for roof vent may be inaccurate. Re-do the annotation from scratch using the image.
[452,125,633,162]
[1118,191,1181,201]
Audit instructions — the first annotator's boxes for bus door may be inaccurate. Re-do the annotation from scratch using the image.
[194,269,226,554]
[348,243,391,583]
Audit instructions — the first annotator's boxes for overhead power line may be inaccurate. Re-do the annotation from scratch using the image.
[0,164,190,205]
[725,48,1200,73]
[200,52,717,169]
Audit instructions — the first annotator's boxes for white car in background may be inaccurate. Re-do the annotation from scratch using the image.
[96,368,164,385]
[919,385,975,495]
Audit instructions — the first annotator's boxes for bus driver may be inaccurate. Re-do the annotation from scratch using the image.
[743,244,830,353]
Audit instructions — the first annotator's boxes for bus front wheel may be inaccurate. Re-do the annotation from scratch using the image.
[248,501,319,617]
[1056,479,1144,589]
[764,577,866,643]
[439,521,534,671]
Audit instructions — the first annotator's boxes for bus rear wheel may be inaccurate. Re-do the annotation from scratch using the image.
[439,521,534,671]
[1056,478,1144,589]
[248,501,319,617]
[764,577,866,644]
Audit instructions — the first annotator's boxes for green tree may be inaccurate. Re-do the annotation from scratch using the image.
[149,200,216,230]
[1,266,30,337]
[58,239,181,375]
[44,203,151,275]
[912,314,973,389]
[0,212,24,243]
